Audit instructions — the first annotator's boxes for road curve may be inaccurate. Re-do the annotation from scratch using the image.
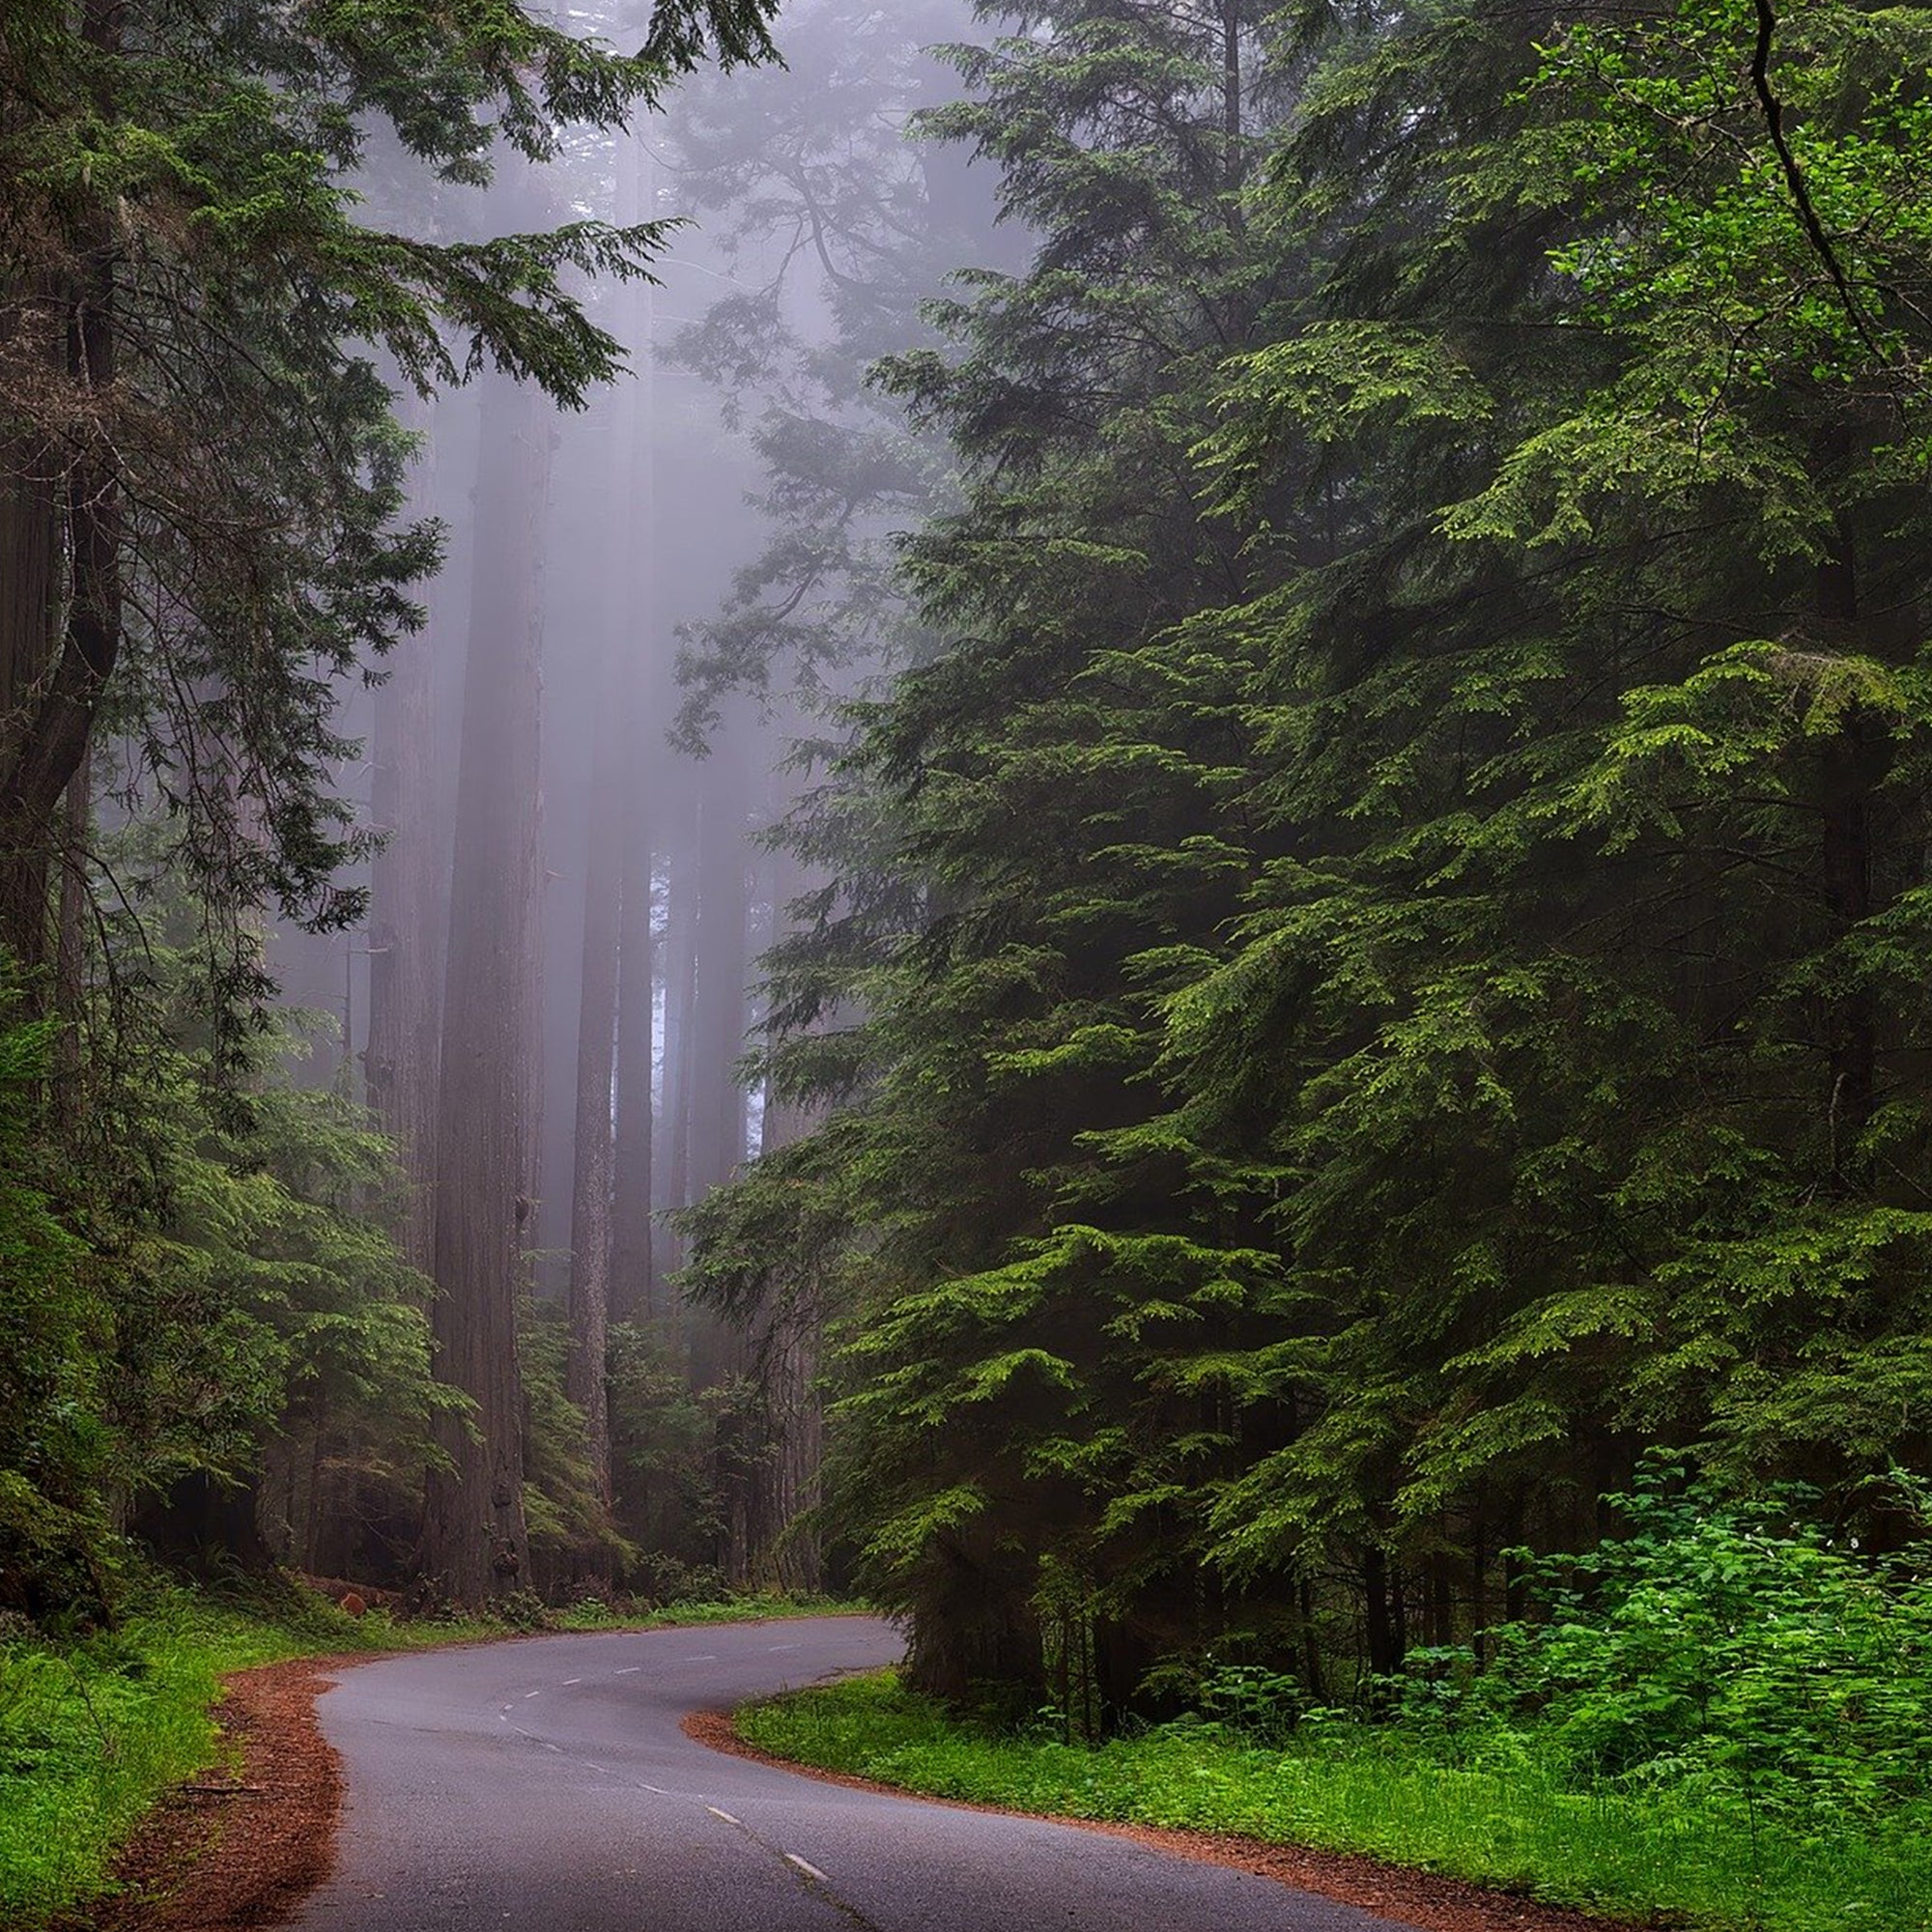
[295,1615,1400,1932]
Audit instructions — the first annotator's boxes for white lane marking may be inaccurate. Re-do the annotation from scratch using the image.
[705,1805,740,1825]
[614,1665,640,1674]
[496,1714,507,1722]
[641,1783,669,1795]
[562,1677,582,1686]
[681,1654,719,1662]
[786,1855,830,1883]
[766,1643,800,1653]
[524,1690,542,1699]
[543,1743,561,1753]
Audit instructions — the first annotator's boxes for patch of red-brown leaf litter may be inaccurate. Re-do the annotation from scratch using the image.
[60,1655,364,1932]
[65,1650,1651,1932]
[683,1710,1655,1932]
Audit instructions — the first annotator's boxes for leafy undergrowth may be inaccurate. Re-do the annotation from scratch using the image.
[738,1671,1930,1932]
[0,1576,859,1926]
[745,1475,1931,1932]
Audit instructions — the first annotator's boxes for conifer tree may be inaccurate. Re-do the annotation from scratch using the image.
[0,0,780,983]
[693,0,1932,1707]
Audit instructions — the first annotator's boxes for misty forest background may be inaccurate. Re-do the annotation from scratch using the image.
[5,0,1932,1912]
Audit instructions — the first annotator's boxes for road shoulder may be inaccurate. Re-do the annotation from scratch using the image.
[62,1655,360,1932]
[684,1708,1644,1932]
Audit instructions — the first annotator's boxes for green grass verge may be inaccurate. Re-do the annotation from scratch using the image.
[0,1580,862,1927]
[735,1672,1932,1932]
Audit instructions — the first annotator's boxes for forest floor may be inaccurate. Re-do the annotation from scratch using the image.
[60,1653,348,1932]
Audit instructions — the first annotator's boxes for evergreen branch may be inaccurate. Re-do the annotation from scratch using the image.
[1747,0,1885,365]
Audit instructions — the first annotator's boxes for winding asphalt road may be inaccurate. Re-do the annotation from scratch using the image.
[295,1615,1400,1932]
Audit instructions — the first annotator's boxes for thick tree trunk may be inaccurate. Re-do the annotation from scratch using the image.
[611,808,656,1319]
[685,756,751,1390]
[566,666,624,1514]
[906,1540,1046,1709]
[0,436,58,968]
[609,194,658,1323]
[761,1314,823,1592]
[365,401,443,1271]
[659,796,699,1268]
[742,952,825,1593]
[421,364,548,1605]
[690,756,751,1202]
[0,0,121,973]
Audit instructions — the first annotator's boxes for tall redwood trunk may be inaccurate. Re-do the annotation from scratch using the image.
[366,398,444,1270]
[685,751,751,1391]
[610,175,658,1323]
[0,423,58,966]
[741,844,826,1589]
[659,791,699,1271]
[566,656,624,1513]
[690,749,751,1202]
[611,795,656,1319]
[0,1,121,972]
[422,361,548,1604]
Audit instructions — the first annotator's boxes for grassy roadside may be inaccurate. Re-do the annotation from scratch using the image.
[0,1578,854,1927]
[736,1671,1931,1932]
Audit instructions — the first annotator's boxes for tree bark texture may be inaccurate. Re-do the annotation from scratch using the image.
[422,365,549,1604]
[740,977,826,1593]
[0,0,122,971]
[685,753,751,1389]
[742,1307,824,1592]
[690,752,751,1202]
[365,398,444,1272]
[659,787,700,1267]
[0,422,59,970]
[906,1537,1046,1709]
[609,180,659,1324]
[566,653,624,1512]
[611,802,656,1319]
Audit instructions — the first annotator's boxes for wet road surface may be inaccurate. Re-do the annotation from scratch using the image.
[295,1615,1402,1932]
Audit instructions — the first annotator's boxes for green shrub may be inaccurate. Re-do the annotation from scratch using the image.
[1411,1464,1932,1825]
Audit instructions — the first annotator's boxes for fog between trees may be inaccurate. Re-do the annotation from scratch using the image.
[263,0,992,1603]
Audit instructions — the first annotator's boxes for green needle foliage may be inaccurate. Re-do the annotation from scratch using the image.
[683,1,1932,1829]
[0,0,783,1607]
[2,0,781,972]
